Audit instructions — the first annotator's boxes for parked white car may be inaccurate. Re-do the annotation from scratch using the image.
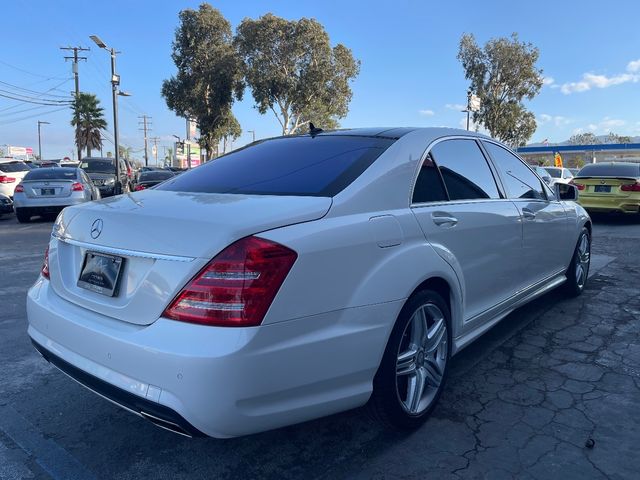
[544,167,574,186]
[27,128,591,438]
[0,159,30,197]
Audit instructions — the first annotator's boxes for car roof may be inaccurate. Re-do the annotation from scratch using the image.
[0,158,26,163]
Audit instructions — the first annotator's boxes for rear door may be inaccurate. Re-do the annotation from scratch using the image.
[411,138,523,323]
[482,141,569,284]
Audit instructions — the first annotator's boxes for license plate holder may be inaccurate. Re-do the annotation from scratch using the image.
[594,185,611,193]
[41,188,55,195]
[77,251,125,297]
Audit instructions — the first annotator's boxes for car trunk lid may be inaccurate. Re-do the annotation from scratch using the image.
[573,176,638,196]
[22,180,75,198]
[48,190,331,325]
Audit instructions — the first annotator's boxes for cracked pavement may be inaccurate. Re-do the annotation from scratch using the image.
[1,213,639,479]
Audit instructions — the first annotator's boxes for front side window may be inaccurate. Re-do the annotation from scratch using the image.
[430,139,500,201]
[484,142,545,200]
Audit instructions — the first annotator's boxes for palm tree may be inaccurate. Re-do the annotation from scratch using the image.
[71,93,107,158]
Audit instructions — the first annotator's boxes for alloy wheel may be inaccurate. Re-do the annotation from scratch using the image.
[575,232,590,288]
[395,303,448,415]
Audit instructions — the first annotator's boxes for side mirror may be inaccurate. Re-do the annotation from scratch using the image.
[555,183,578,201]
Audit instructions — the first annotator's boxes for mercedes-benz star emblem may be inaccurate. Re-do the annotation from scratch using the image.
[90,219,103,239]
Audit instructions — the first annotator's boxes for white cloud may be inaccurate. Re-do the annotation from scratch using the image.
[542,76,555,86]
[419,109,435,116]
[445,103,466,111]
[560,62,640,94]
[572,117,626,135]
[627,59,640,72]
[537,113,572,127]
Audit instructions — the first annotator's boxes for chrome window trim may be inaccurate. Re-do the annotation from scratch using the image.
[409,134,506,207]
[52,232,195,263]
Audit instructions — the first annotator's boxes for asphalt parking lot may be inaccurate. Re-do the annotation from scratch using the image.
[1,212,639,480]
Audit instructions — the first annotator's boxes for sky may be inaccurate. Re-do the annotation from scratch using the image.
[1,0,639,161]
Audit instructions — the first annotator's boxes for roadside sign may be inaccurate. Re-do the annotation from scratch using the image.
[469,94,481,112]
[554,152,563,168]
[152,145,157,156]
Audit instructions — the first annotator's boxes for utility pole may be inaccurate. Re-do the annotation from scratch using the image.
[61,46,89,162]
[150,136,160,165]
[138,115,152,166]
[248,130,256,142]
[37,121,50,161]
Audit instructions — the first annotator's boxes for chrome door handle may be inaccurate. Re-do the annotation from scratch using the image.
[522,208,536,220]
[432,212,458,226]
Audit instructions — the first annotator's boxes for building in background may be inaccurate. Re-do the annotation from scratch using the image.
[517,143,640,168]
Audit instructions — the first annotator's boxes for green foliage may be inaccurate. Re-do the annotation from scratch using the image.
[568,132,600,145]
[235,14,360,135]
[71,93,107,157]
[162,3,244,155]
[118,145,132,160]
[605,132,632,144]
[457,33,543,146]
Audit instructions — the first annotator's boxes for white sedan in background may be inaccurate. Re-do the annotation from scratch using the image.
[27,127,591,438]
[544,166,574,186]
[0,159,31,198]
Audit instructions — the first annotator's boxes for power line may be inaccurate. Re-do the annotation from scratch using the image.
[0,58,69,80]
[0,106,68,126]
[0,79,72,99]
[0,92,72,106]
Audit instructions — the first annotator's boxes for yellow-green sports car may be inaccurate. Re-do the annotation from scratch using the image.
[572,162,640,214]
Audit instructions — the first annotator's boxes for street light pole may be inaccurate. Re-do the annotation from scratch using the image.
[247,130,256,142]
[37,121,50,161]
[90,35,131,195]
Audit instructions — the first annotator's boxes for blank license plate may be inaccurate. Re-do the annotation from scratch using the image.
[594,185,611,193]
[77,252,124,297]
[41,188,55,195]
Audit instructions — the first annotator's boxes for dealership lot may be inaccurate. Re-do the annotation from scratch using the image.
[1,213,639,480]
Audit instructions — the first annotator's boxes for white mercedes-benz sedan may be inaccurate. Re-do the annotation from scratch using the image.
[27,127,591,438]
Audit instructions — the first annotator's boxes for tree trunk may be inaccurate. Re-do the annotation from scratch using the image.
[86,145,91,157]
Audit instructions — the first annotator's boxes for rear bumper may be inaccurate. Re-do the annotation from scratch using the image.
[578,195,640,213]
[0,203,13,214]
[27,278,398,438]
[14,196,86,209]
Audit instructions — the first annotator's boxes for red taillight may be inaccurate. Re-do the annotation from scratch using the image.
[0,175,16,183]
[569,180,585,191]
[127,165,132,178]
[621,182,640,192]
[71,182,84,191]
[163,236,298,327]
[14,184,24,193]
[134,184,146,191]
[41,246,50,279]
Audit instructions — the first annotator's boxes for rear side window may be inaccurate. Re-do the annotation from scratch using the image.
[0,161,29,173]
[430,139,500,200]
[484,142,545,200]
[24,168,78,181]
[577,163,640,178]
[156,135,395,197]
[412,154,447,203]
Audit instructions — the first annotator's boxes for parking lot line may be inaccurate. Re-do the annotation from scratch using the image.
[0,404,96,480]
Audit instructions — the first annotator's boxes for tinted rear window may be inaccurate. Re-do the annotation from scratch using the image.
[156,135,395,196]
[24,168,78,181]
[544,168,562,178]
[81,159,115,174]
[577,163,640,178]
[0,161,30,173]
[139,171,174,181]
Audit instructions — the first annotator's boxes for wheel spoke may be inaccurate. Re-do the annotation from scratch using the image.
[424,317,446,354]
[424,357,444,387]
[397,348,418,376]
[406,367,427,413]
[410,307,427,346]
[576,264,584,285]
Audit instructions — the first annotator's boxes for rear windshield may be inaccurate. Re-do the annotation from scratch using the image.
[139,171,174,181]
[543,167,562,178]
[81,159,115,174]
[577,163,640,178]
[0,161,30,173]
[24,168,78,181]
[156,135,395,196]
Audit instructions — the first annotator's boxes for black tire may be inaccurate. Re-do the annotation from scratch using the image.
[368,289,452,430]
[15,208,31,223]
[564,226,591,297]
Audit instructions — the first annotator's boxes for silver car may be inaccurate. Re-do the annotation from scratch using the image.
[13,167,100,223]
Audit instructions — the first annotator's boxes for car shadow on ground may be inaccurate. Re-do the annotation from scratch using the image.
[588,212,640,225]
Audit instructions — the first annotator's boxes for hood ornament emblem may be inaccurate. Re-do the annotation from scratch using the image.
[90,219,103,239]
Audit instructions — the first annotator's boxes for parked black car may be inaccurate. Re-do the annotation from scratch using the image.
[133,170,175,191]
[0,193,13,217]
[80,157,129,197]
